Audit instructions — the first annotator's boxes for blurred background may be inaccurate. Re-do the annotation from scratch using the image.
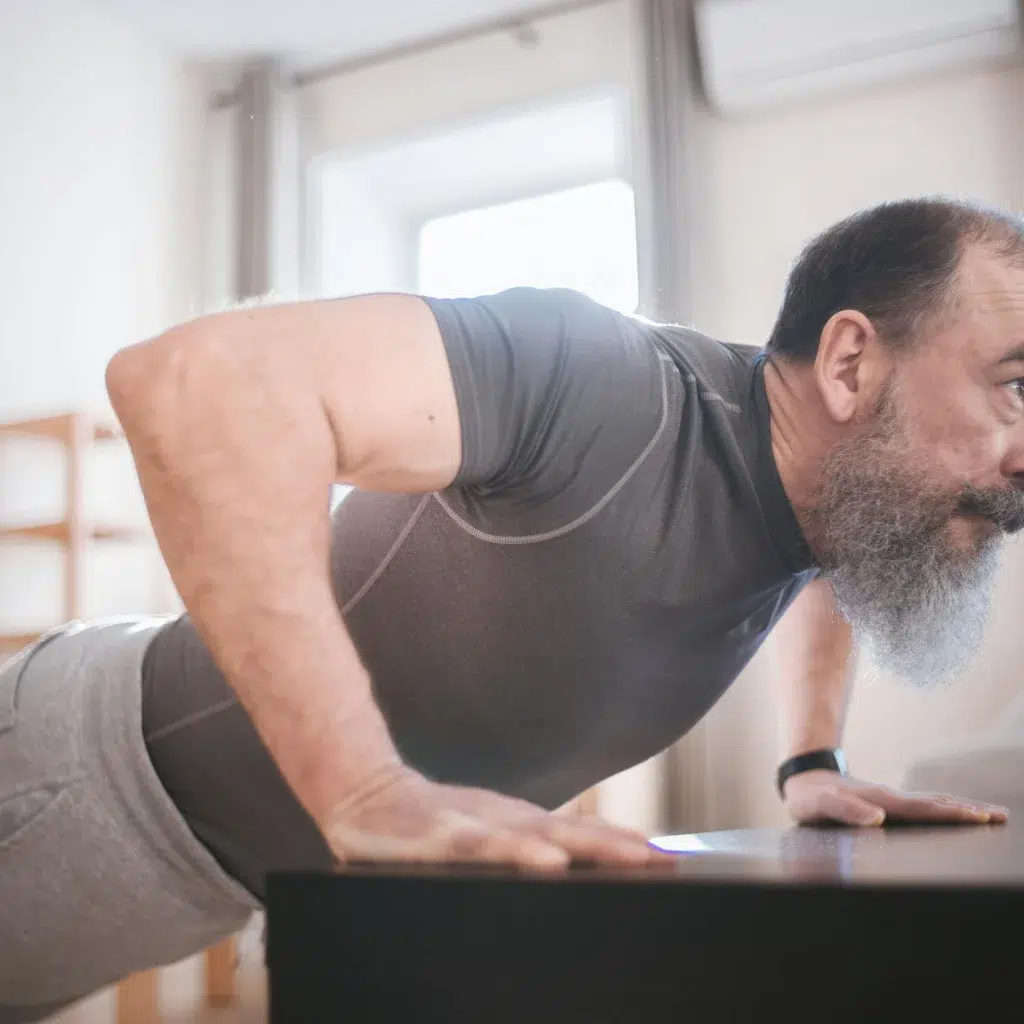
[1,0,1023,1019]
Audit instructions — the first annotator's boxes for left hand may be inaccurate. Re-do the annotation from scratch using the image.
[783,770,1009,827]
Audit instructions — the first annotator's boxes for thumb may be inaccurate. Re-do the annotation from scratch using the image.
[816,789,886,827]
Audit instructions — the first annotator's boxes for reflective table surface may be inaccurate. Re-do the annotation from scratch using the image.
[650,820,1024,885]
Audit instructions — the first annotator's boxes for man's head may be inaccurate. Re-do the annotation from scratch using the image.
[765,197,1024,686]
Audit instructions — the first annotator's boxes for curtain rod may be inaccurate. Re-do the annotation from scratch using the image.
[212,0,616,107]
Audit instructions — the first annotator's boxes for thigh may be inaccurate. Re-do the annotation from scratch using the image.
[0,621,254,1010]
[0,628,82,847]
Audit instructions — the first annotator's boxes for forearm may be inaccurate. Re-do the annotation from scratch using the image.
[107,321,400,824]
[774,580,1006,828]
[773,576,856,758]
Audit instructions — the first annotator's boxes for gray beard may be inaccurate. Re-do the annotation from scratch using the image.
[823,530,999,688]
[809,401,1002,688]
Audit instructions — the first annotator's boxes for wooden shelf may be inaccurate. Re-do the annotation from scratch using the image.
[0,521,145,543]
[0,632,40,651]
[0,413,120,444]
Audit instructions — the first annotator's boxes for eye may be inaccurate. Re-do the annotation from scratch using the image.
[1011,379,1024,401]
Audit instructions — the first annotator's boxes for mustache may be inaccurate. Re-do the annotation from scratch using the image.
[957,484,1024,534]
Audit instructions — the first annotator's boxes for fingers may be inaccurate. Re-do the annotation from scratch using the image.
[867,789,1009,825]
[576,813,659,848]
[448,825,571,870]
[348,814,666,870]
[974,801,1008,823]
[332,812,572,869]
[446,817,667,869]
[539,816,673,866]
[451,812,669,868]
[445,789,668,866]
[793,783,1011,827]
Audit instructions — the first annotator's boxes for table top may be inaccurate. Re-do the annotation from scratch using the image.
[649,820,1024,886]
[319,821,1024,888]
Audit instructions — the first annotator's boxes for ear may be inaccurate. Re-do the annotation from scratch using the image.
[813,310,890,424]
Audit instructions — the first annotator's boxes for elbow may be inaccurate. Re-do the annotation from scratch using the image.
[105,344,151,428]
[105,327,206,436]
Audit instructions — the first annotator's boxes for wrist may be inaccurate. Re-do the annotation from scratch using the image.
[322,760,416,828]
[776,747,847,800]
[292,694,405,827]
[783,726,844,762]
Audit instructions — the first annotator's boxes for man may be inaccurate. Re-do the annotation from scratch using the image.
[1,196,1021,1019]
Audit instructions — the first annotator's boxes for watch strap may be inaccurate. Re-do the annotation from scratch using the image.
[777,748,847,799]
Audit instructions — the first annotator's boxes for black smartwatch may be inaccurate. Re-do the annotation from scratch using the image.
[776,748,848,799]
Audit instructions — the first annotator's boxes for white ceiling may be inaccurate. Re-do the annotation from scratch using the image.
[101,0,566,62]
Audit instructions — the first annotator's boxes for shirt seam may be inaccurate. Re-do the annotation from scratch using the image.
[432,355,672,546]
[341,493,433,615]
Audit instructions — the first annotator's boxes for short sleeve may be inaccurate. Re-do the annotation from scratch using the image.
[422,288,667,515]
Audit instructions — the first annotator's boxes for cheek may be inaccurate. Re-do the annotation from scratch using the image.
[900,388,999,484]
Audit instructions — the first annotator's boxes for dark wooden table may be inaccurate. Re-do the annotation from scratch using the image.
[266,822,1024,1023]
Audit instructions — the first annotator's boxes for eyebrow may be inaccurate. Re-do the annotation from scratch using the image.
[998,345,1024,365]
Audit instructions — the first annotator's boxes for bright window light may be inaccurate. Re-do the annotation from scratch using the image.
[417,180,639,313]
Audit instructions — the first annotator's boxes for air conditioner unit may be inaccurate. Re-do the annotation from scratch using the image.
[694,0,1023,116]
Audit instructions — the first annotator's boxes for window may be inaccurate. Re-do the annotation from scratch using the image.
[417,180,639,313]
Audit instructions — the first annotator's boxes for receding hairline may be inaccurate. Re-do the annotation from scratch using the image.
[942,232,1024,320]
[870,216,1024,344]
[956,206,1024,265]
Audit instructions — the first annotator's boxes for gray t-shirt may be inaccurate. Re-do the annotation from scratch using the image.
[142,288,815,890]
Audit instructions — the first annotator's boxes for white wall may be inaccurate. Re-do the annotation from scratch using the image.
[315,165,413,297]
[0,0,208,631]
[693,63,1024,831]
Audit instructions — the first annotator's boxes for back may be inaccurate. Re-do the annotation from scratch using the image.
[327,290,815,806]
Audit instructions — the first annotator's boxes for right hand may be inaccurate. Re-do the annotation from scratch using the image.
[323,765,673,870]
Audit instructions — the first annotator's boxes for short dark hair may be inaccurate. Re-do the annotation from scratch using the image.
[765,197,1024,362]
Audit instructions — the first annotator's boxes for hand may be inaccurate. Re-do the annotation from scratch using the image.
[323,765,673,870]
[782,770,1009,828]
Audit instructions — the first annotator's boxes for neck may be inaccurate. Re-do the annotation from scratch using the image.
[762,355,840,547]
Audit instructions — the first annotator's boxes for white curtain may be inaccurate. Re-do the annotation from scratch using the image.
[633,0,711,833]
[235,58,302,302]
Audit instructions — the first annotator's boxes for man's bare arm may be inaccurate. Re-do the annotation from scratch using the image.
[106,296,460,824]
[772,576,855,763]
[106,295,664,867]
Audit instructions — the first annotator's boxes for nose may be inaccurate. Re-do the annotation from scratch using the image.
[1003,428,1024,484]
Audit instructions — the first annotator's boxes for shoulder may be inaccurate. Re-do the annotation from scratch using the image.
[423,287,656,359]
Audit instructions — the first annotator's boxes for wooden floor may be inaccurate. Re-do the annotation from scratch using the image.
[51,989,266,1024]
[46,922,267,1024]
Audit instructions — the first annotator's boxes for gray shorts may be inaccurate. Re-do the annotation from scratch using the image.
[0,620,258,1020]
